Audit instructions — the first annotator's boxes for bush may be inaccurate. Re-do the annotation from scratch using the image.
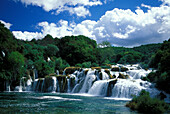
[75,63,82,67]
[82,62,91,68]
[126,90,169,113]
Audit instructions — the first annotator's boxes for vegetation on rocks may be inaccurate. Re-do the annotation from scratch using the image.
[126,90,169,113]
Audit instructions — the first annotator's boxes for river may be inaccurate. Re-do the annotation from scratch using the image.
[0,92,137,113]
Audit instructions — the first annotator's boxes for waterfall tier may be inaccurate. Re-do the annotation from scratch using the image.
[16,64,166,100]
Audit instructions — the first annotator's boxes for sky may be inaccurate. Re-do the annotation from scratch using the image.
[0,0,170,47]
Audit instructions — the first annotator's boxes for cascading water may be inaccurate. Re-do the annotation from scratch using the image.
[112,79,145,98]
[5,81,10,92]
[52,77,57,93]
[127,69,151,79]
[79,70,96,93]
[15,64,169,101]
[88,80,109,96]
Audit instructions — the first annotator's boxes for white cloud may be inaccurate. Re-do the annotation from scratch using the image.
[13,0,170,47]
[161,0,170,5]
[17,0,102,17]
[12,31,43,41]
[0,20,12,29]
[56,6,91,17]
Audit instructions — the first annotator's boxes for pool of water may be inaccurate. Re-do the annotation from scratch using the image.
[0,92,137,113]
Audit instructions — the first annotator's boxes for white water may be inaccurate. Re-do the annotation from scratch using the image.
[52,77,57,93]
[79,70,96,93]
[112,79,145,98]
[16,64,169,102]
[101,71,110,80]
[88,80,109,96]
[127,69,151,79]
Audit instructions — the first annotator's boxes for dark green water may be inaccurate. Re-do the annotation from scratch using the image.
[0,92,137,114]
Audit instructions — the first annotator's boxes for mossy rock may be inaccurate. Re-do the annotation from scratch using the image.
[111,67,120,71]
[48,73,57,76]
[99,72,102,80]
[45,75,67,79]
[110,74,116,79]
[84,69,89,75]
[107,79,117,96]
[91,67,101,71]
[120,67,128,72]
[64,67,81,75]
[104,69,112,79]
[106,64,112,68]
[38,78,45,81]
[118,73,129,79]
[104,69,110,74]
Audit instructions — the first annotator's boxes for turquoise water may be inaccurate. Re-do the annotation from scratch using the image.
[0,92,137,114]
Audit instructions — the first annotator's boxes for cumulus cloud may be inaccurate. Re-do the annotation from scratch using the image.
[56,6,91,17]
[16,0,102,17]
[13,0,170,47]
[12,31,43,41]
[0,20,12,29]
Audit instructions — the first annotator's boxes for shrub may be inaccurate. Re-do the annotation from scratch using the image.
[82,62,91,68]
[126,90,169,113]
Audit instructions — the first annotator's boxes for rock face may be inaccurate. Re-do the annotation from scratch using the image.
[19,64,160,99]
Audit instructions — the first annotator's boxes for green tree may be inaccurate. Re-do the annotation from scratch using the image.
[45,44,59,57]
[98,41,112,48]
[59,35,97,65]
[7,51,25,85]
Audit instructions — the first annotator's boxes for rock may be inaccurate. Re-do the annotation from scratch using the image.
[91,67,101,71]
[64,67,81,75]
[111,67,119,71]
[120,67,128,72]
[107,79,117,96]
[118,73,130,79]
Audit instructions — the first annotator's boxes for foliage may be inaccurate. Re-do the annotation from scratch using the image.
[58,35,97,65]
[82,62,91,68]
[98,41,111,47]
[55,57,70,71]
[45,44,59,57]
[145,39,170,93]
[126,90,169,113]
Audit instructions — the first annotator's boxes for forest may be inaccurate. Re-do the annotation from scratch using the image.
[0,21,170,94]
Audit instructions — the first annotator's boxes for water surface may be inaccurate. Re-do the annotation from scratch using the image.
[0,92,137,113]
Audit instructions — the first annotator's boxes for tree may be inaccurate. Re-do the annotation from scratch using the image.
[98,41,112,48]
[45,44,59,57]
[7,51,25,86]
[59,35,97,65]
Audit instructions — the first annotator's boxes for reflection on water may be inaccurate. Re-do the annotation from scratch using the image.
[0,92,137,113]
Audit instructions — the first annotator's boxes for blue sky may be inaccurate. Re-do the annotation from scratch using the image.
[0,0,170,47]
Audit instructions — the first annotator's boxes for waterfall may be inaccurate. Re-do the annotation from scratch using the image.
[22,64,163,100]
[41,79,45,92]
[127,69,151,79]
[79,70,96,93]
[56,70,59,75]
[111,79,156,98]
[34,69,38,79]
[5,81,10,92]
[19,79,22,92]
[67,78,71,93]
[101,71,110,80]
[52,77,57,93]
[56,79,60,92]
[33,79,38,91]
[88,80,109,96]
